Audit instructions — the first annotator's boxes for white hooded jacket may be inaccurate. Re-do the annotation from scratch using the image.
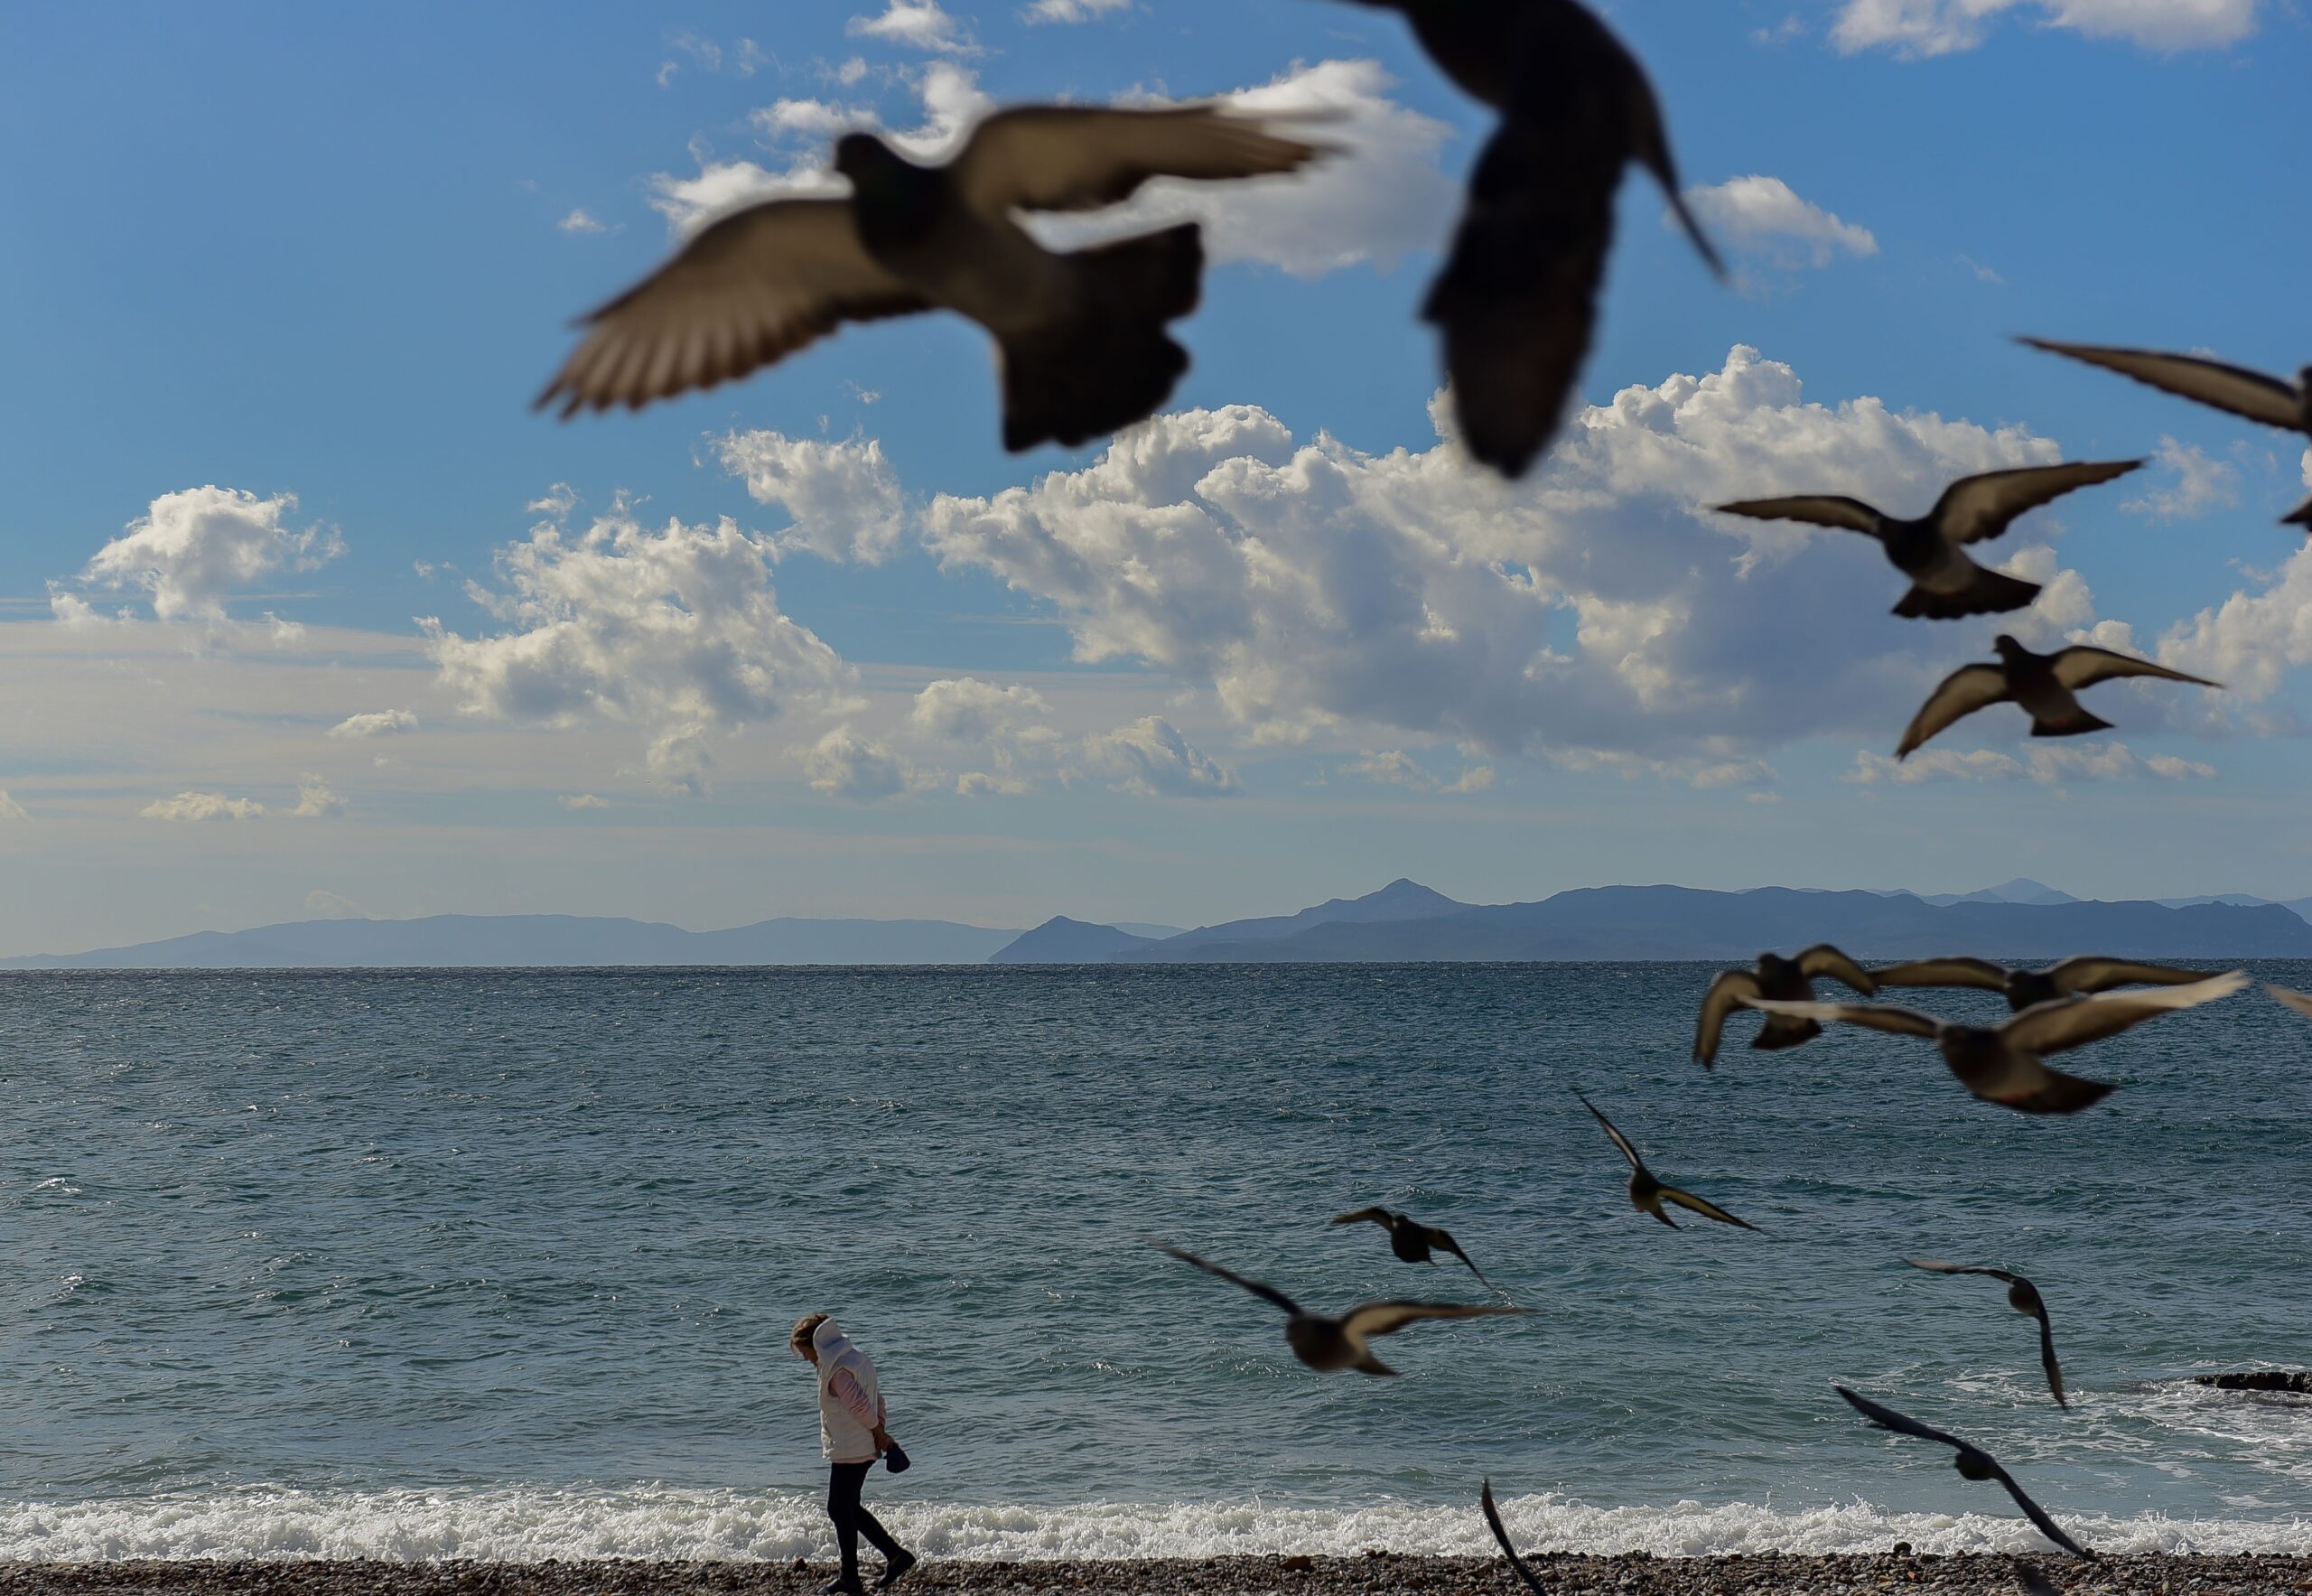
[813,1318,886,1464]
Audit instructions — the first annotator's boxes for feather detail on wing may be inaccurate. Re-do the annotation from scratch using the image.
[536,200,928,417]
[1898,664,2013,758]
[1796,944,1878,994]
[1711,496,1886,536]
[1742,998,1944,1041]
[2038,1315,2068,1408]
[1929,461,2144,546]
[1833,1385,1969,1451]
[2000,971,2246,1056]
[1338,1301,1531,1342]
[1422,1227,1492,1287]
[1693,969,1763,1066]
[2044,957,2216,994]
[1153,1244,1302,1317]
[953,106,1327,216]
[1660,1184,1759,1231]
[1874,957,2010,993]
[1480,1481,1549,1596]
[2048,646,2219,693]
[2022,340,2305,434]
[1575,1092,1645,1171]
[1330,1208,1393,1229]
[1987,1464,2094,1559]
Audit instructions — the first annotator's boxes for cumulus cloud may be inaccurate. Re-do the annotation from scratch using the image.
[1023,0,1131,19]
[1082,716,1239,797]
[905,677,1065,793]
[1846,742,2216,784]
[1832,0,2258,56]
[0,791,28,821]
[57,487,341,624]
[2157,542,2312,703]
[328,709,418,739]
[288,774,347,818]
[804,725,922,799]
[847,0,979,54]
[142,790,266,821]
[2123,437,2241,520]
[1682,175,1878,268]
[1342,750,1496,794]
[923,346,2062,769]
[421,503,855,796]
[557,208,608,234]
[716,431,907,563]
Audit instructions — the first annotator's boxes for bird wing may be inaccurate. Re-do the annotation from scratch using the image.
[1928,460,2144,546]
[2268,984,2312,1018]
[1985,1462,2094,1559]
[1339,1300,1531,1343]
[535,199,928,417]
[1902,1258,2024,1285]
[2043,957,2216,995]
[1330,1207,1394,1229]
[2048,646,2218,693]
[1741,998,1944,1041]
[2022,340,2304,433]
[1873,957,2010,994]
[2037,1313,2068,1408]
[1833,1384,1970,1451]
[2000,971,2247,1056]
[1153,1244,1301,1317]
[1898,664,2013,759]
[1575,1092,1645,1173]
[1711,497,1886,536]
[1479,1480,1548,1596]
[1420,1225,1493,1288]
[1797,944,1878,995]
[952,106,1326,216]
[1693,969,1763,1067]
[1659,1184,1759,1232]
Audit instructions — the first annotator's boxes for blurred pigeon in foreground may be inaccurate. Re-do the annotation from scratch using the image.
[1897,635,2217,759]
[1874,957,2218,1015]
[1693,946,1876,1067]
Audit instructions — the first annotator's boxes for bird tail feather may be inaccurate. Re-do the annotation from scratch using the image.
[2029,706,2114,738]
[1893,569,2042,621]
[998,316,1189,454]
[1751,1014,1823,1051]
[1077,221,1204,325]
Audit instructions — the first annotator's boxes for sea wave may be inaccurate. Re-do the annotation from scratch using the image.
[4,1489,2308,1563]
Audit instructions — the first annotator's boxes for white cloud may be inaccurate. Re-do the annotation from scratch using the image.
[289,773,347,818]
[804,725,921,799]
[142,790,266,821]
[58,486,341,624]
[1343,750,1496,794]
[421,504,856,796]
[558,793,613,810]
[557,208,608,235]
[922,346,2061,769]
[847,1,979,54]
[1682,175,1878,267]
[304,890,368,919]
[0,791,29,821]
[1832,0,2257,55]
[1082,715,1239,797]
[1024,0,1131,19]
[1845,742,2216,784]
[2123,436,2241,520]
[716,431,907,563]
[2158,542,2312,703]
[327,709,418,739]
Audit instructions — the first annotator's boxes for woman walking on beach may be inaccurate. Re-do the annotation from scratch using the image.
[793,1312,918,1594]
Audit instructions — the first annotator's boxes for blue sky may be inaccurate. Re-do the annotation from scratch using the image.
[2,0,2307,957]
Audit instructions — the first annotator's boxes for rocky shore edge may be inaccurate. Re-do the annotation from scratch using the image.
[5,1554,2312,1596]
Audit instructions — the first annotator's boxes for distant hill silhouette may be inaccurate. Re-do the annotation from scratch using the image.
[986,918,1159,965]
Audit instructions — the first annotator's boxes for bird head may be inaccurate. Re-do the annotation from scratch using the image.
[834,133,914,195]
[1991,634,2028,666]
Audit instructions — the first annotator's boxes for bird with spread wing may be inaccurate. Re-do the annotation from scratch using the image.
[1154,1245,1527,1377]
[1694,946,1876,1068]
[1330,1208,1492,1288]
[1873,956,2218,1015]
[1897,634,2217,760]
[1903,1259,2070,1407]
[537,107,1327,452]
[1834,1386,2095,1559]
[1715,460,2140,621]
[1743,970,2247,1115]
[1576,1094,1758,1231]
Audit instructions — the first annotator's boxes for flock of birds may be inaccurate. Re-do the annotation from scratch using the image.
[517,0,2308,1582]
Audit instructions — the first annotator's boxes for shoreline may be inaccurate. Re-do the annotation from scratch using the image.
[5,1554,2312,1595]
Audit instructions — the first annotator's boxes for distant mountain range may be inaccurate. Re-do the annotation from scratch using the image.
[11,881,2312,970]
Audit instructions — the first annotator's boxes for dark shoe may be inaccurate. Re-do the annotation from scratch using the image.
[822,1576,864,1596]
[877,1551,918,1590]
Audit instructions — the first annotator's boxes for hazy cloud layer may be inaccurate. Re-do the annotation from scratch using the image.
[1832,0,2259,56]
[328,709,419,739]
[1848,742,2217,784]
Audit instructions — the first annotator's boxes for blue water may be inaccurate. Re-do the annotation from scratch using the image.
[3,965,2308,1561]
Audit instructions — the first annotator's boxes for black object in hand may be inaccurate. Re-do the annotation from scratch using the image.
[883,1439,911,1475]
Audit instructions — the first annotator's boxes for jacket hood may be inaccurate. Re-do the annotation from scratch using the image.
[812,1317,855,1363]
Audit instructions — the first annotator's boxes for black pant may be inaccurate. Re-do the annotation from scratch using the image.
[827,1460,907,1581]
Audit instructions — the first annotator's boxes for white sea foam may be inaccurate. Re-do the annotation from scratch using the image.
[3,1490,2308,1563]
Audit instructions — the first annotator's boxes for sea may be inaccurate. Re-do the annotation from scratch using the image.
[3,965,2307,1563]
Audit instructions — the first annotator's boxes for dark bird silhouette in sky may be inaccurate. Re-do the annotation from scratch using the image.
[1331,0,1721,478]
[1694,946,1877,1067]
[537,107,1325,450]
[1897,635,2217,759]
[1833,1386,2094,1558]
[1331,1207,1492,1288]
[1576,1093,1758,1231]
[1874,957,2219,1015]
[1903,1259,2069,1407]
[1154,1244,1528,1377]
[1479,1479,1547,1595]
[2023,341,2312,527]
[1715,461,2142,621]
[1744,970,2247,1115]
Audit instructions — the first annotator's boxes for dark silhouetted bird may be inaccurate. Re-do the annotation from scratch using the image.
[1479,1479,1547,1595]
[1694,946,1876,1067]
[1330,0,1721,478]
[2023,341,2311,527]
[537,107,1325,450]
[1154,1245,1527,1377]
[1875,957,2218,1014]
[1903,1259,2069,1407]
[1576,1093,1757,1231]
[1833,1386,2094,1558]
[1744,970,2246,1115]
[1331,1207,1491,1287]
[1897,635,2218,759]
[1715,461,2141,620]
